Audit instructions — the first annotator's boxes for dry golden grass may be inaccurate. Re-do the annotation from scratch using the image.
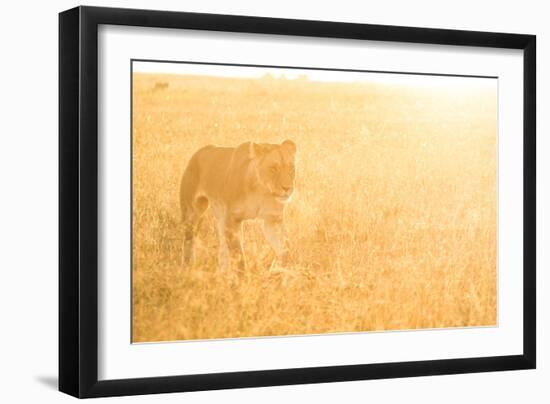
[132,72,497,343]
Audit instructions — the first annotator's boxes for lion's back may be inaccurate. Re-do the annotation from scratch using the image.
[181,143,250,203]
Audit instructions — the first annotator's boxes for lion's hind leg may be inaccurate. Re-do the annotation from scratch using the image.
[181,196,209,269]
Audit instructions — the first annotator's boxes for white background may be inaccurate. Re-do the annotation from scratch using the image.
[0,0,546,403]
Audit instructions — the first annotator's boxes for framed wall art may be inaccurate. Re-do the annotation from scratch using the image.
[59,6,536,398]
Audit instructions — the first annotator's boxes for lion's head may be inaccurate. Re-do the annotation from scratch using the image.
[249,139,296,202]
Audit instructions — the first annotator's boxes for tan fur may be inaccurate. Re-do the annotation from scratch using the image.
[180,140,297,271]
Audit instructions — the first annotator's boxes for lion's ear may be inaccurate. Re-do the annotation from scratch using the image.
[249,142,270,159]
[282,139,296,156]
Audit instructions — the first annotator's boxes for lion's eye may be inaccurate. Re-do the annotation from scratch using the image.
[270,166,278,173]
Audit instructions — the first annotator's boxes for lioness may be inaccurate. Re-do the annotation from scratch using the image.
[180,140,296,271]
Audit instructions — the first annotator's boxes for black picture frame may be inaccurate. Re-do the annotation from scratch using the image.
[59,5,536,398]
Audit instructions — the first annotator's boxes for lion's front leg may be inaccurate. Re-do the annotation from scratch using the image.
[220,216,246,272]
[263,216,290,266]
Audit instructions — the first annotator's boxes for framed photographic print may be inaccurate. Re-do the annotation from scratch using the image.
[59,6,536,398]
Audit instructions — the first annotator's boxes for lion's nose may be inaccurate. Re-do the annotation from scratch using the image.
[282,186,292,194]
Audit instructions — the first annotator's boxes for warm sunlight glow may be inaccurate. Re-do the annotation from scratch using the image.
[131,62,497,343]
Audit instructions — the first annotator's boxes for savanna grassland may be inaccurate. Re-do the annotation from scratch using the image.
[132,71,497,343]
